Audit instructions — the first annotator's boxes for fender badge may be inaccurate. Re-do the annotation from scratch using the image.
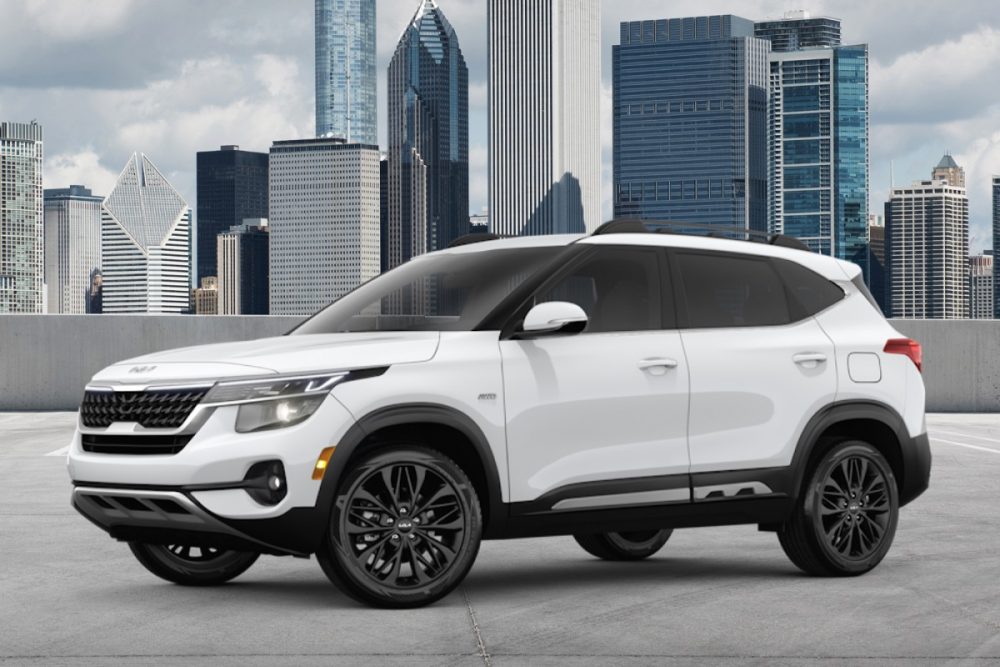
[129,365,157,374]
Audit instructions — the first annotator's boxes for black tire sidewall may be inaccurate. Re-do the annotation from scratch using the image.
[323,446,482,608]
[129,542,259,586]
[803,441,899,574]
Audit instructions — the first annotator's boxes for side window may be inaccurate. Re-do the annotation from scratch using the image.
[772,258,845,319]
[534,247,665,333]
[676,251,790,328]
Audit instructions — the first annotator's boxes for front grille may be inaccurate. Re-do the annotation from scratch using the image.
[81,433,194,455]
[80,388,208,429]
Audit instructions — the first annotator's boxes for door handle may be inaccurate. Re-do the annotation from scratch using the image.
[793,352,828,366]
[638,357,678,371]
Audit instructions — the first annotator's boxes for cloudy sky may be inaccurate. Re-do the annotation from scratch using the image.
[2,0,998,251]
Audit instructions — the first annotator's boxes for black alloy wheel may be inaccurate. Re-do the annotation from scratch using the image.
[318,446,482,608]
[574,528,673,560]
[128,542,259,586]
[779,440,899,576]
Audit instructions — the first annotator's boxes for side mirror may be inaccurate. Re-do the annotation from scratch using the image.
[519,301,588,337]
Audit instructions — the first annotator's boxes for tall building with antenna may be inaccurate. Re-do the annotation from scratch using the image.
[315,0,377,143]
[386,0,468,272]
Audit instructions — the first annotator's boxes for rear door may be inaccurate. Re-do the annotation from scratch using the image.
[500,245,691,506]
[671,250,839,495]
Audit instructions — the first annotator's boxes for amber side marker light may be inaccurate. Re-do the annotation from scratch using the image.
[312,447,337,480]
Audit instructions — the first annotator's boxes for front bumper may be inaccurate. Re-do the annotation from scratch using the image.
[72,485,323,555]
[68,394,358,554]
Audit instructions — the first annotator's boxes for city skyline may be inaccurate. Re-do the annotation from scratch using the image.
[3,1,998,252]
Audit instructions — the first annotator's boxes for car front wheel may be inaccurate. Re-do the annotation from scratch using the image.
[318,446,483,608]
[779,440,899,576]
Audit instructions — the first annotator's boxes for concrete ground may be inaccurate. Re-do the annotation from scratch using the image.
[1,413,998,666]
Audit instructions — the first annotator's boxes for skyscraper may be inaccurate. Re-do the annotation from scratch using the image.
[994,176,1000,318]
[101,153,192,314]
[932,154,965,187]
[757,13,869,271]
[195,145,268,283]
[387,0,468,270]
[612,16,769,233]
[489,0,601,236]
[969,253,993,319]
[885,156,969,319]
[44,185,103,314]
[268,137,380,316]
[0,121,44,313]
[218,218,269,315]
[755,11,840,50]
[315,0,377,143]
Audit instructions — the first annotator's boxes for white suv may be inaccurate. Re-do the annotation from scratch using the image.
[68,221,931,608]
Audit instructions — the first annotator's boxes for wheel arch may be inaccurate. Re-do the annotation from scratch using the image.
[315,403,506,539]
[791,400,913,505]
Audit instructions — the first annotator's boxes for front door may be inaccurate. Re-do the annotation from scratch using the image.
[500,245,690,507]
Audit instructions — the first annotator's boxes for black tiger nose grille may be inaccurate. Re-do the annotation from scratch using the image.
[80,388,208,429]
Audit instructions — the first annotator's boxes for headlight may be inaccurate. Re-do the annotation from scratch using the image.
[202,373,348,433]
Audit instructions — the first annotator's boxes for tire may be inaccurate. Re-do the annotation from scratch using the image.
[574,529,673,561]
[778,440,899,576]
[128,542,259,586]
[317,446,483,608]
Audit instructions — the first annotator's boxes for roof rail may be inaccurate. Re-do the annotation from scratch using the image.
[591,218,811,253]
[447,233,501,248]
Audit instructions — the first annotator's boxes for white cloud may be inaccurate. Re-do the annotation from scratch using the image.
[44,151,118,197]
[23,0,134,40]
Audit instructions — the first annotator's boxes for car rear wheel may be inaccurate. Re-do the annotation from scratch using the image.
[128,542,259,586]
[574,529,673,561]
[317,446,483,608]
[779,440,899,576]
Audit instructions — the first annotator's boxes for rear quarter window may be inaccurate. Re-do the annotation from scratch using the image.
[772,258,846,319]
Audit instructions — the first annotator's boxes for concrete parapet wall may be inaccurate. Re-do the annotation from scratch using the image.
[0,316,994,412]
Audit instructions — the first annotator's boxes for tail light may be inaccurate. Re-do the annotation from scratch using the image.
[884,338,922,372]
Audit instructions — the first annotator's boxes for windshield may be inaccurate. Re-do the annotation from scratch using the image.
[291,246,564,334]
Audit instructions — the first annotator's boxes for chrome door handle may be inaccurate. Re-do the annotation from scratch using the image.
[793,352,828,366]
[638,357,678,371]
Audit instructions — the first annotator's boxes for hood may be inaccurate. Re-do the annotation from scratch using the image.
[90,332,440,386]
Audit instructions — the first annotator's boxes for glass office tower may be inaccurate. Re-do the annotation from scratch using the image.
[195,146,268,283]
[386,0,468,269]
[757,15,869,272]
[612,16,770,234]
[315,0,377,144]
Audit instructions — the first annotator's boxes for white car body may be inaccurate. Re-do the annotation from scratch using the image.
[68,226,930,578]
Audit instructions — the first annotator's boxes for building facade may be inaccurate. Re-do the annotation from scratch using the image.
[268,137,380,316]
[868,215,887,313]
[755,11,840,51]
[386,0,468,271]
[932,154,965,188]
[218,218,269,315]
[612,15,769,234]
[969,253,993,320]
[0,121,44,313]
[195,146,268,283]
[192,276,218,315]
[757,15,869,272]
[489,0,601,236]
[43,185,103,314]
[885,158,969,320]
[315,0,377,143]
[101,153,192,314]
[994,176,1000,318]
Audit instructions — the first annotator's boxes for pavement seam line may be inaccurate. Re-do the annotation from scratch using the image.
[931,437,1000,455]
[463,586,492,666]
